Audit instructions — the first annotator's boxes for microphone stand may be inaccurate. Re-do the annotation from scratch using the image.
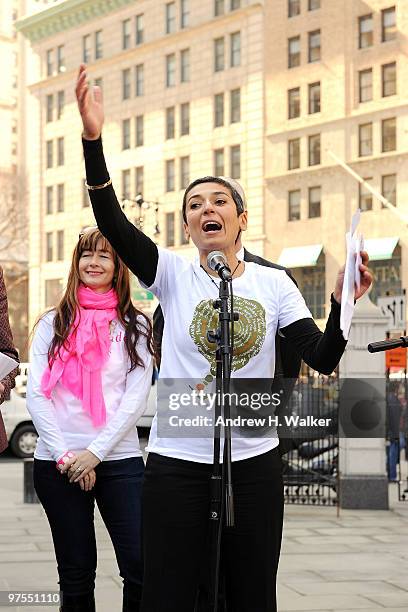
[207,278,237,612]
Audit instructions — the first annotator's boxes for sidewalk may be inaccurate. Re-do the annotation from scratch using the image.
[1,459,408,611]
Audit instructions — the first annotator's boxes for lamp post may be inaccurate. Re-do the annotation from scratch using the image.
[121,193,161,238]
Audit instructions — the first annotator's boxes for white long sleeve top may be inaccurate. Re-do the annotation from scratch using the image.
[27,311,153,462]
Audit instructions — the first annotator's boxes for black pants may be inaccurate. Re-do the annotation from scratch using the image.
[33,457,144,611]
[141,448,284,612]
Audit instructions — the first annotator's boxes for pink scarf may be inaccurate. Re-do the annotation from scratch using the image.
[41,285,119,427]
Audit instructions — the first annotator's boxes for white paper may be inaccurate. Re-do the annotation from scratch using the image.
[340,210,364,340]
[0,353,19,381]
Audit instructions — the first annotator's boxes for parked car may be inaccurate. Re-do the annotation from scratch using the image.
[1,389,38,458]
[1,364,157,458]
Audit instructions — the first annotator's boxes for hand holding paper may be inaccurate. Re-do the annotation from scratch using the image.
[338,210,372,340]
[0,352,19,381]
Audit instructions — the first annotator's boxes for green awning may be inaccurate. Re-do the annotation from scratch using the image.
[364,237,399,261]
[277,244,323,268]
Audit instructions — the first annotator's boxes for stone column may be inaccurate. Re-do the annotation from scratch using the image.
[339,293,389,509]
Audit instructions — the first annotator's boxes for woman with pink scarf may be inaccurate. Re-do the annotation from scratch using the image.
[27,228,154,612]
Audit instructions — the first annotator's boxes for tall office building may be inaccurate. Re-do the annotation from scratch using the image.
[17,0,408,329]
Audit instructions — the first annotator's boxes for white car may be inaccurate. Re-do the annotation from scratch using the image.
[1,365,157,458]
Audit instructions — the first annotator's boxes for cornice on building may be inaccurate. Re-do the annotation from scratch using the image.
[15,0,136,43]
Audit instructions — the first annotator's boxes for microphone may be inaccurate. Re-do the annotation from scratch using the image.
[207,251,232,281]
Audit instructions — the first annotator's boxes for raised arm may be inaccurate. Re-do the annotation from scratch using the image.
[76,64,158,286]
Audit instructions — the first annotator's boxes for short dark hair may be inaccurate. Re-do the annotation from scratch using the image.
[182,176,244,223]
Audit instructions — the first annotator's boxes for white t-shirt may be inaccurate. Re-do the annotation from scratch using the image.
[145,247,312,463]
[27,311,153,462]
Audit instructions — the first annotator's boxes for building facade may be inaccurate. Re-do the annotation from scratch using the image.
[17,0,265,326]
[17,0,408,333]
[265,0,408,327]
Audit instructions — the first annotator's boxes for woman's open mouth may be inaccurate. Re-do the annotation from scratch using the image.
[202,221,222,234]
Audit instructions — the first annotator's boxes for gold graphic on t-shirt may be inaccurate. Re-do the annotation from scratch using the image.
[189,296,266,386]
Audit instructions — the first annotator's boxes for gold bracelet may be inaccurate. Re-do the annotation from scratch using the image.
[85,178,112,191]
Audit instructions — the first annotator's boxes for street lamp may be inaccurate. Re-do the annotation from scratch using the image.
[121,193,161,237]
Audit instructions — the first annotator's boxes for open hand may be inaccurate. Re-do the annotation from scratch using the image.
[333,251,373,303]
[75,64,104,141]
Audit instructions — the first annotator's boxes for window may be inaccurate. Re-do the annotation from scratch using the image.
[308,134,320,166]
[309,0,320,9]
[308,186,321,218]
[122,19,131,49]
[359,179,373,211]
[122,119,131,149]
[359,123,372,156]
[382,174,396,206]
[166,212,175,247]
[181,0,189,28]
[230,145,241,179]
[122,68,131,100]
[57,45,64,73]
[308,30,320,63]
[382,62,396,96]
[288,88,300,119]
[46,94,53,122]
[295,260,325,318]
[57,91,65,119]
[214,38,225,72]
[214,0,224,16]
[95,30,103,60]
[166,2,176,34]
[57,230,64,261]
[288,138,300,170]
[230,0,241,8]
[214,93,224,127]
[166,160,175,191]
[382,117,396,152]
[136,14,144,45]
[46,140,53,168]
[288,190,300,221]
[359,14,373,49]
[180,156,190,189]
[166,107,175,139]
[122,169,131,200]
[46,49,53,76]
[382,7,396,42]
[135,64,144,96]
[180,212,189,245]
[82,35,91,63]
[46,186,53,214]
[166,54,176,87]
[180,103,190,136]
[57,184,64,212]
[57,137,64,166]
[288,0,300,18]
[230,32,241,67]
[308,82,320,113]
[359,69,372,103]
[180,49,190,82]
[46,232,53,262]
[288,36,300,68]
[45,279,63,308]
[135,167,144,196]
[214,149,224,175]
[136,115,144,146]
[230,88,241,123]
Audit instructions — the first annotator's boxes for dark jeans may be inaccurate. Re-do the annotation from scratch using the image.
[34,457,144,611]
[141,448,284,612]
